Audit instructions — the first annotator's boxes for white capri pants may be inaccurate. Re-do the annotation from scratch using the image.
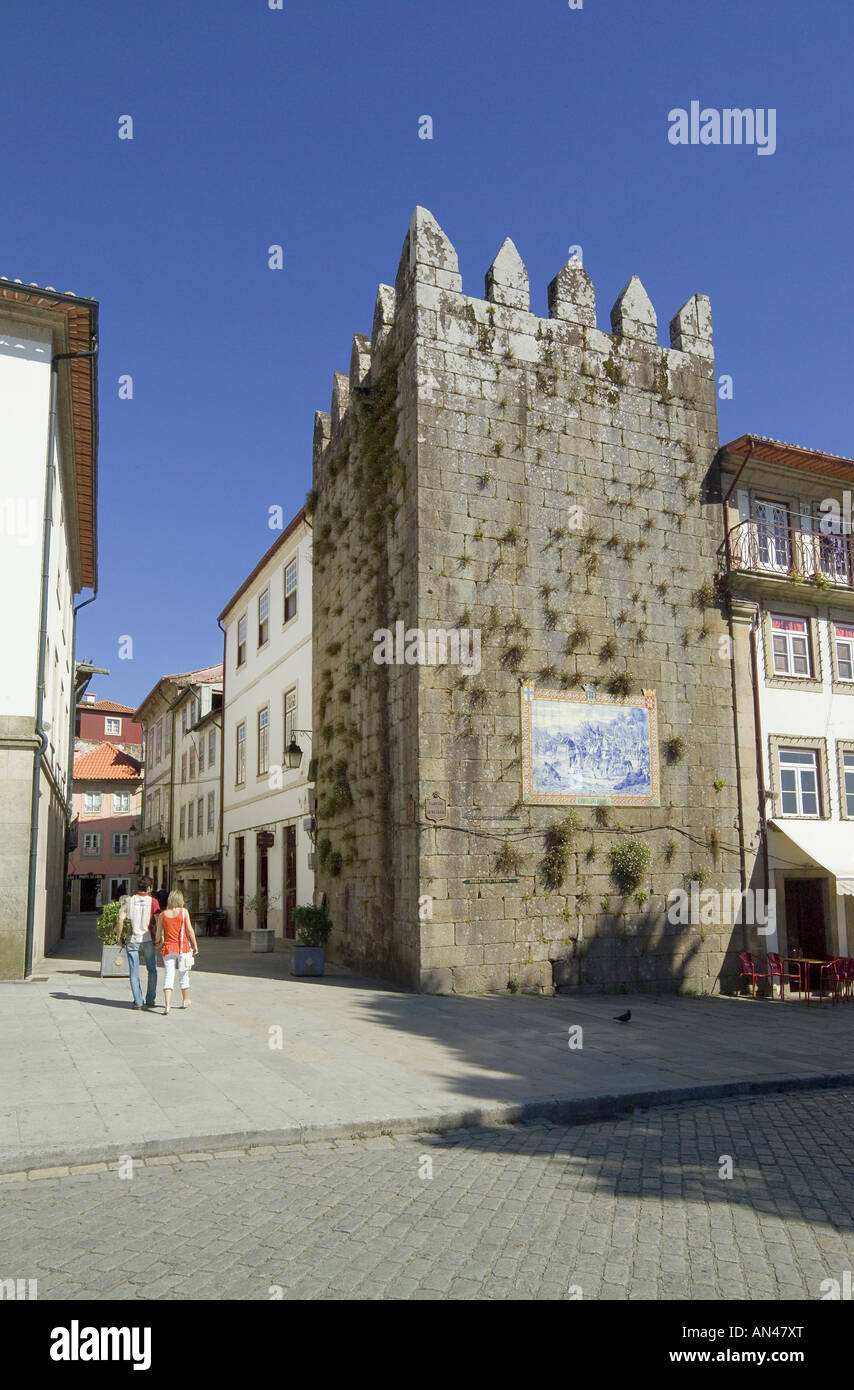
[162,953,191,991]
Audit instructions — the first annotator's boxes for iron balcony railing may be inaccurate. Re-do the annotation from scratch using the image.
[726,519,853,588]
[134,819,170,851]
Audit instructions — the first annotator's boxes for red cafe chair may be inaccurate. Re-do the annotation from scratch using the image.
[818,958,841,1005]
[767,953,800,1000]
[738,951,768,999]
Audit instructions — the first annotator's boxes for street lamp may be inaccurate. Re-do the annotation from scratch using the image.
[286,729,312,770]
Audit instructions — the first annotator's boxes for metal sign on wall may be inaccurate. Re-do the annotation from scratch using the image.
[256,831,275,848]
[425,796,447,823]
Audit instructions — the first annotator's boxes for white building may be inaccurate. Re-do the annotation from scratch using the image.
[724,435,854,966]
[0,279,98,978]
[218,510,314,937]
[171,675,223,914]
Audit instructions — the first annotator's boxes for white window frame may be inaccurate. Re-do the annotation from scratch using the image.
[770,615,812,678]
[112,832,130,856]
[284,558,297,623]
[237,615,247,667]
[112,791,131,814]
[844,751,854,818]
[236,723,246,785]
[104,717,121,736]
[82,831,102,856]
[778,747,821,818]
[834,623,854,682]
[83,792,102,815]
[258,589,270,648]
[258,707,269,775]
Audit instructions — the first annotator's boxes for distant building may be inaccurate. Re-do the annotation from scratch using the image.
[723,435,854,963]
[66,742,143,911]
[0,278,98,978]
[75,696,142,751]
[219,511,314,937]
[170,678,223,916]
[134,665,223,908]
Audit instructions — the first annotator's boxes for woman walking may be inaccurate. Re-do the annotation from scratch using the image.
[155,890,199,1014]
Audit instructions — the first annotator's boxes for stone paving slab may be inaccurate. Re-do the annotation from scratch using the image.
[2,917,854,1173]
[2,1092,853,1300]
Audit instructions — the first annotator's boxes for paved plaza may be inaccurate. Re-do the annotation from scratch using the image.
[2,915,854,1174]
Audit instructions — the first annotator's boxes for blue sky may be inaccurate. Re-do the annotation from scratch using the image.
[4,0,852,709]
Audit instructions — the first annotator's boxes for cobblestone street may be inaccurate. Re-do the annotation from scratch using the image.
[3,1089,853,1301]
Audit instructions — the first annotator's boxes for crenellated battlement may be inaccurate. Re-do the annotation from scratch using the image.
[315,206,715,465]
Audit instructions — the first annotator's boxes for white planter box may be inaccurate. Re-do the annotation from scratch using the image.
[251,929,275,953]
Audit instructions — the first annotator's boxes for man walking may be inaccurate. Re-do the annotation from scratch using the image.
[117,878,160,1010]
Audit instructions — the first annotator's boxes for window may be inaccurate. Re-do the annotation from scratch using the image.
[207,791,215,831]
[198,738,205,773]
[82,832,101,856]
[209,729,216,766]
[188,802,195,837]
[237,615,247,667]
[189,745,196,779]
[258,590,270,647]
[779,748,821,817]
[835,624,854,682]
[284,687,297,751]
[197,797,204,835]
[112,792,131,814]
[145,794,153,828]
[105,717,121,735]
[191,698,199,726]
[181,752,187,784]
[112,832,130,856]
[165,718,172,754]
[179,806,186,840]
[236,723,246,784]
[82,792,102,814]
[845,752,854,818]
[182,708,188,735]
[258,708,269,775]
[771,616,811,678]
[753,500,791,572]
[284,559,297,622]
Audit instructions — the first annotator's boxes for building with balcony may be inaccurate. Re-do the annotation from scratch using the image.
[723,434,854,964]
[134,664,222,903]
[219,510,314,937]
[0,279,98,978]
[66,742,142,911]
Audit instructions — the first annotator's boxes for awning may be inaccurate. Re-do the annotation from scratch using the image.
[769,819,854,895]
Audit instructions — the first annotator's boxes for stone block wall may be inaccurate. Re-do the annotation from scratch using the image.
[312,207,743,995]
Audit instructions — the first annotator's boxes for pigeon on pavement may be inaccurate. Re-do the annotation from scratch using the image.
[613,1009,632,1023]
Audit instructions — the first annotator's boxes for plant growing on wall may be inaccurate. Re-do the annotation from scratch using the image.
[494,842,523,877]
[663,736,686,764]
[608,839,652,896]
[539,812,581,892]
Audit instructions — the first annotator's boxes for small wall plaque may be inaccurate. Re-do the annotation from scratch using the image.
[425,795,447,822]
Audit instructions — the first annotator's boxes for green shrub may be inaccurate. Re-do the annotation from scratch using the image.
[96,900,125,947]
[294,903,333,947]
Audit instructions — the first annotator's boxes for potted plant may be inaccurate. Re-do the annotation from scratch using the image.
[97,899,129,978]
[244,890,280,951]
[292,903,332,977]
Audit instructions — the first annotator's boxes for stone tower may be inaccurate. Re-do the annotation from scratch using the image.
[310,207,741,994]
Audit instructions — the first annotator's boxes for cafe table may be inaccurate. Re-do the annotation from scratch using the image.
[785,957,832,1004]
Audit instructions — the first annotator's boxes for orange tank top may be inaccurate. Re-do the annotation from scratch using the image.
[161,909,189,955]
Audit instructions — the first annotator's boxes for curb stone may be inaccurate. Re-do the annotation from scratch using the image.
[1,1068,854,1178]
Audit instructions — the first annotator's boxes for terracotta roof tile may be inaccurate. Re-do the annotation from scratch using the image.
[83,700,136,714]
[73,741,142,781]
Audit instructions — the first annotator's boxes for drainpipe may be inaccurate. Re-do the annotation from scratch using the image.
[218,618,226,911]
[24,344,98,977]
[722,436,756,570]
[748,604,771,940]
[59,594,99,939]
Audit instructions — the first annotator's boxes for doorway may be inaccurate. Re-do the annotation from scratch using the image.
[80,876,101,912]
[284,825,296,939]
[784,878,828,958]
[236,836,245,931]
[257,846,269,929]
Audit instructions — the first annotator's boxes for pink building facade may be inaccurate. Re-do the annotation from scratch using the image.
[66,742,143,913]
